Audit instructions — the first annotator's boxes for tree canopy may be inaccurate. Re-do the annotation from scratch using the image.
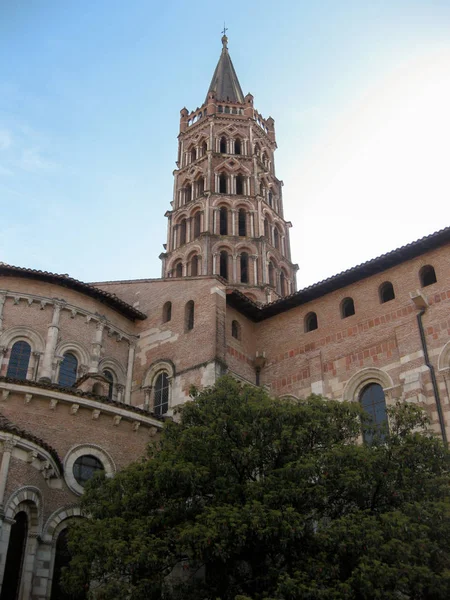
[64,376,450,600]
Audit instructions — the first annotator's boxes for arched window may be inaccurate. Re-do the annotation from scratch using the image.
[58,352,78,387]
[220,251,228,280]
[191,255,199,276]
[273,227,280,250]
[280,270,287,296]
[190,147,196,163]
[185,184,192,204]
[379,282,395,303]
[268,261,275,287]
[1,511,28,600]
[202,140,207,155]
[254,143,261,157]
[50,528,87,600]
[235,138,242,155]
[175,262,183,278]
[264,219,269,239]
[305,312,318,332]
[360,383,387,444]
[219,206,228,235]
[238,209,246,236]
[154,372,169,416]
[420,265,437,287]
[240,252,249,283]
[162,301,172,323]
[185,300,195,331]
[180,219,187,245]
[236,174,244,195]
[231,320,241,340]
[341,297,355,319]
[196,177,204,196]
[6,340,31,380]
[194,212,201,237]
[224,106,230,114]
[219,173,227,194]
[103,370,114,400]
[220,136,227,153]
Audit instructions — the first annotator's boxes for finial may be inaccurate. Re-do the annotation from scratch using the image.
[221,23,228,49]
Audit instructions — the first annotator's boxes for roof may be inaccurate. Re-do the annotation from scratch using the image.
[227,226,450,322]
[0,263,147,321]
[206,35,244,104]
[0,411,63,472]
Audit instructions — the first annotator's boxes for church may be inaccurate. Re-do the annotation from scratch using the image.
[0,34,450,599]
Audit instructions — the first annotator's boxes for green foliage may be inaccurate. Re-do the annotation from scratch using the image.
[63,376,450,599]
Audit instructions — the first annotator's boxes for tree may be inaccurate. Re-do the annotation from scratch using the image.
[63,376,450,600]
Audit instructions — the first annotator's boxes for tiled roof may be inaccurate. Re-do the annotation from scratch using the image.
[206,35,244,104]
[227,226,450,321]
[0,263,147,321]
[0,411,62,472]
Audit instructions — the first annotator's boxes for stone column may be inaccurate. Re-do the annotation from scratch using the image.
[231,209,237,236]
[250,211,255,237]
[187,218,192,243]
[89,320,105,374]
[0,440,15,507]
[252,255,258,286]
[212,253,218,275]
[39,302,63,383]
[116,383,125,403]
[0,293,6,334]
[124,342,136,405]
[232,255,237,282]
[142,386,152,411]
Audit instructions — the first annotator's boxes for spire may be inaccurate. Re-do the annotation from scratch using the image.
[205,32,244,104]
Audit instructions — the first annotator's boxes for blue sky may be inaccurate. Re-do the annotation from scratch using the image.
[1,1,450,287]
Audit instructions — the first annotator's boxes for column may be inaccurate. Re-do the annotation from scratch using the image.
[116,383,125,403]
[187,218,192,243]
[232,255,237,282]
[252,255,258,285]
[213,209,218,234]
[124,342,136,405]
[89,320,105,374]
[212,253,218,275]
[0,293,6,334]
[39,302,63,383]
[250,211,255,237]
[231,209,237,236]
[142,386,152,411]
[0,440,15,507]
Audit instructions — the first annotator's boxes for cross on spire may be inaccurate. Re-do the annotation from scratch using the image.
[221,23,228,36]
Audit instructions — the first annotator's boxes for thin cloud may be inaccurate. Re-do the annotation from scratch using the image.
[19,148,56,172]
[0,130,12,151]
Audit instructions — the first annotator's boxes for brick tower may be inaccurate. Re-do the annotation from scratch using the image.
[160,34,298,303]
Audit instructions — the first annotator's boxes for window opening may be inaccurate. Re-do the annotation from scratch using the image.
[231,320,241,340]
[238,209,246,236]
[58,352,78,387]
[220,251,228,280]
[194,212,201,237]
[360,383,387,444]
[264,219,269,239]
[219,207,228,234]
[268,261,275,287]
[191,255,199,276]
[1,511,28,600]
[103,370,114,400]
[175,262,183,278]
[280,270,287,296]
[185,184,192,203]
[154,372,169,416]
[240,253,249,283]
[341,297,355,319]
[273,227,280,249]
[236,174,244,195]
[219,173,227,193]
[420,265,437,287]
[305,312,318,332]
[73,455,104,487]
[190,147,196,163]
[51,529,87,600]
[163,301,172,323]
[220,137,227,153]
[180,219,187,245]
[235,138,241,154]
[185,300,195,331]
[379,282,395,303]
[6,340,31,380]
[268,191,273,207]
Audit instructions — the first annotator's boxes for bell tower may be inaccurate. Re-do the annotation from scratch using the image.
[160,34,298,303]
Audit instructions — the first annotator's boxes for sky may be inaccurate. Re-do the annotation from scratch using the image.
[1,0,450,288]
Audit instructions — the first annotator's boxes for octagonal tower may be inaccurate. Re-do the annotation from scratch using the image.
[160,34,298,303]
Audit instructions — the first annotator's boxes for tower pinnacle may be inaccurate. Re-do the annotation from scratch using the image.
[205,32,244,103]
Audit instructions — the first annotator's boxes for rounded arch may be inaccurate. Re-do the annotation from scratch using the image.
[438,340,450,372]
[342,367,394,402]
[236,242,257,254]
[419,264,437,287]
[167,254,185,272]
[55,341,90,368]
[42,505,84,542]
[98,357,126,385]
[63,444,116,496]
[185,245,202,261]
[4,486,43,533]
[212,241,235,255]
[143,359,176,388]
[174,211,189,225]
[266,252,279,267]
[0,326,45,353]
[379,281,395,303]
[235,200,254,211]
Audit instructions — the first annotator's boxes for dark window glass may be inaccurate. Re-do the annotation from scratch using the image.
[58,353,78,387]
[185,300,194,331]
[305,312,318,332]
[154,372,169,416]
[238,209,246,236]
[268,262,275,287]
[73,455,103,487]
[180,219,187,245]
[379,282,395,303]
[240,253,249,283]
[231,320,240,340]
[163,301,172,323]
[175,263,183,277]
[191,255,198,276]
[6,341,31,380]
[341,297,355,318]
[194,212,201,237]
[360,383,387,444]
[236,175,244,195]
[220,251,228,280]
[1,511,28,600]
[220,207,228,234]
[224,106,230,114]
[235,138,241,154]
[420,265,437,287]
[219,174,227,194]
[103,370,114,400]
[220,137,227,153]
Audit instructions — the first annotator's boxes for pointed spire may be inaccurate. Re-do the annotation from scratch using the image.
[205,32,244,104]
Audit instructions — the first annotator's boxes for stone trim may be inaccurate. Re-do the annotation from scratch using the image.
[63,444,116,497]
[342,367,394,402]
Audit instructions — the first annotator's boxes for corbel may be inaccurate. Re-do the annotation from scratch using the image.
[27,450,38,463]
[24,394,33,404]
[1,391,10,401]
[132,421,140,432]
[92,409,101,420]
[70,403,80,415]
[113,415,122,427]
[49,399,58,410]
